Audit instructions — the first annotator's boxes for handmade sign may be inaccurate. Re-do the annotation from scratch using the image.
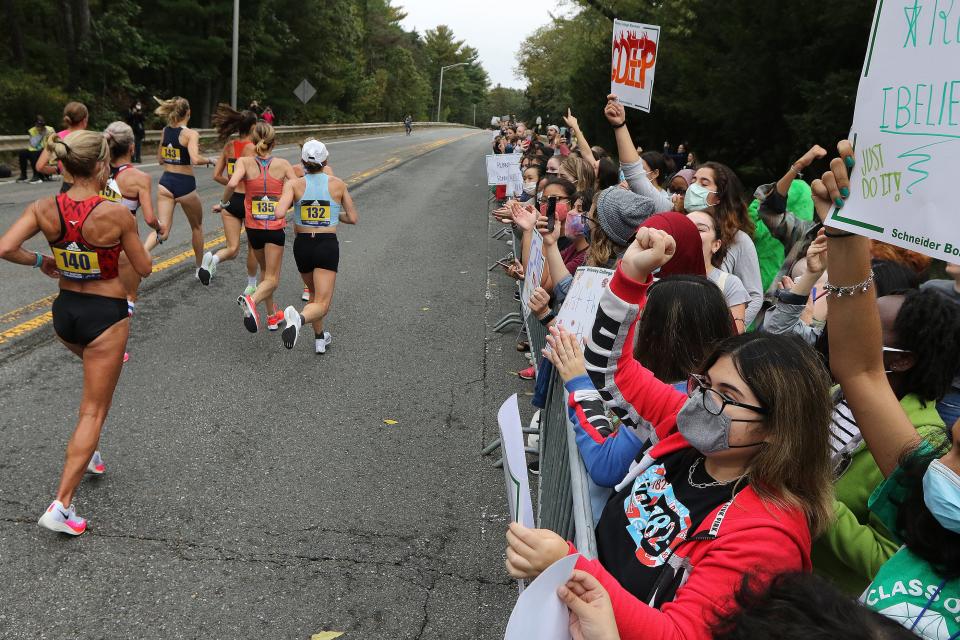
[486,154,523,187]
[520,232,546,320]
[610,19,661,112]
[829,1,960,262]
[555,267,615,344]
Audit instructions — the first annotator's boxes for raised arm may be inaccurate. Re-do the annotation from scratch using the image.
[817,140,920,477]
[605,95,675,211]
[604,95,639,165]
[563,109,595,164]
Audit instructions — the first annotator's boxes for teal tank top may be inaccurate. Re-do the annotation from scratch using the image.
[295,172,341,228]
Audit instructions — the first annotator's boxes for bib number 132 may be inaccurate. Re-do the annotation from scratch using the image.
[300,203,330,225]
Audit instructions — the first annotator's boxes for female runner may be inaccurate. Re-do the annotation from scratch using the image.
[35,101,89,190]
[0,130,152,535]
[148,97,214,278]
[292,137,335,302]
[200,104,259,291]
[276,140,358,353]
[214,122,297,333]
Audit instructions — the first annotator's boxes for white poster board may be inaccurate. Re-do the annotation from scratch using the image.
[555,267,615,344]
[610,19,661,113]
[503,554,578,640]
[497,394,535,531]
[520,231,545,320]
[486,153,523,189]
[828,1,960,262]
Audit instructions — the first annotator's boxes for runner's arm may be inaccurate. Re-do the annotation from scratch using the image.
[219,159,247,204]
[138,175,160,231]
[0,202,56,276]
[119,211,152,277]
[35,148,57,176]
[186,130,213,166]
[339,185,358,224]
[275,180,297,216]
[212,144,229,186]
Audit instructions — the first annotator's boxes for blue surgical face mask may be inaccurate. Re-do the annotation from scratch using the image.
[923,459,960,533]
[684,183,717,213]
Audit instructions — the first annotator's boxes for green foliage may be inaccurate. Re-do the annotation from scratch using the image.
[519,0,875,185]
[0,0,487,133]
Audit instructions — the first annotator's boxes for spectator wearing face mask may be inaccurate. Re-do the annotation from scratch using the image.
[820,160,960,637]
[688,211,750,332]
[508,228,834,640]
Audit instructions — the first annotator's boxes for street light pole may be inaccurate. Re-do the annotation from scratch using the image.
[472,104,476,127]
[230,0,239,109]
[436,62,468,122]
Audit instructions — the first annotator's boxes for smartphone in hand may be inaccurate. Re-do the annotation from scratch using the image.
[546,196,557,233]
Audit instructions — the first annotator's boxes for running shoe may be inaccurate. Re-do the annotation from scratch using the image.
[518,365,536,380]
[281,306,302,349]
[301,287,310,302]
[238,294,260,333]
[243,283,257,296]
[198,252,214,286]
[37,500,86,535]
[266,309,284,332]
[16,176,28,183]
[86,450,105,475]
[30,176,45,184]
[315,331,332,354]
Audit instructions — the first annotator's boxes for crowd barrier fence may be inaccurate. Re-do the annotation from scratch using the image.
[486,200,598,560]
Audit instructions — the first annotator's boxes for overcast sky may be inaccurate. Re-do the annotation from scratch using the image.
[398,1,573,89]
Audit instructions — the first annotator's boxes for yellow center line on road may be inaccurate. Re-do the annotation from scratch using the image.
[0,130,480,346]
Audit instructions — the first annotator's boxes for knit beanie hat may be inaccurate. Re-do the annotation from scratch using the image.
[595,186,657,246]
[638,212,706,278]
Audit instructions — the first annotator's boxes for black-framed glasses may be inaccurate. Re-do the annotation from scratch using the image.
[686,373,768,416]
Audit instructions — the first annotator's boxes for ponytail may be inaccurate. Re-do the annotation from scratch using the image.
[47,130,109,179]
[154,96,191,125]
[212,103,258,141]
[251,122,276,156]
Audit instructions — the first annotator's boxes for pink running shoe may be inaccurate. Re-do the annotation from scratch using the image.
[37,500,87,535]
[518,365,536,380]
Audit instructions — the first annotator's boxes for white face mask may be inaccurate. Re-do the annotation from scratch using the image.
[523,181,537,196]
[536,191,544,202]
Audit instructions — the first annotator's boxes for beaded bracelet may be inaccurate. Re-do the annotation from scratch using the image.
[824,270,874,297]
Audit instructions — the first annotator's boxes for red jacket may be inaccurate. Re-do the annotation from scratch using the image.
[568,265,812,640]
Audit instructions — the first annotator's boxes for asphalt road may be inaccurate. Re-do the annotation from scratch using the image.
[0,126,537,639]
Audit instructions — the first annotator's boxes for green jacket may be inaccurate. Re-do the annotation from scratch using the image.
[748,180,814,291]
[811,393,946,594]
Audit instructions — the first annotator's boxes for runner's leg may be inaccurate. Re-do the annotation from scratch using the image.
[178,191,205,267]
[253,242,283,313]
[146,186,176,251]
[302,268,336,334]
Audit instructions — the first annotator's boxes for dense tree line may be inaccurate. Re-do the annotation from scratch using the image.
[0,0,490,133]
[517,0,876,184]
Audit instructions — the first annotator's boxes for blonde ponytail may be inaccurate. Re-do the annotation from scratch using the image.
[47,130,109,179]
[154,96,191,125]
[251,122,276,156]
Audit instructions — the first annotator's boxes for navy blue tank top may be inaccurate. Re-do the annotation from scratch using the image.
[160,127,191,166]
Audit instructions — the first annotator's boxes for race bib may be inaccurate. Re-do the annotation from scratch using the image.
[299,200,331,226]
[99,179,121,203]
[161,145,181,162]
[251,196,278,220]
[226,158,236,176]
[53,247,101,280]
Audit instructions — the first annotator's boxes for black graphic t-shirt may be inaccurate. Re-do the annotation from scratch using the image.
[596,448,745,605]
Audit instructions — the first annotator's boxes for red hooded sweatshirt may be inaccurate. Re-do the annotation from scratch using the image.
[566,265,812,640]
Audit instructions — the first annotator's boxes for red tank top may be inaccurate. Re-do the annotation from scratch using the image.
[50,193,122,281]
[227,140,252,176]
[243,157,286,230]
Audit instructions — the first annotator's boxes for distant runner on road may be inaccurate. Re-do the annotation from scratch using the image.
[0,130,152,536]
[404,114,413,136]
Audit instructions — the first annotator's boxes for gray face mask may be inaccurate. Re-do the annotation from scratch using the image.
[676,389,766,454]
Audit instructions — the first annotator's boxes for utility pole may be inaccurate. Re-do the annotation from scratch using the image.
[231,0,239,109]
[472,104,476,127]
[436,62,468,122]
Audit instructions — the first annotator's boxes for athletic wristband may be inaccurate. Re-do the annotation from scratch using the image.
[32,252,42,268]
[218,200,230,208]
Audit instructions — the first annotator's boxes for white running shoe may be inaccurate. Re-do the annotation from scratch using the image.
[315,331,332,354]
[198,252,213,285]
[301,287,310,301]
[238,294,260,333]
[37,500,87,535]
[243,283,257,296]
[281,306,302,349]
[86,450,105,475]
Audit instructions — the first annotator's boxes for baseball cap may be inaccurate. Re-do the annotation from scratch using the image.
[301,139,329,164]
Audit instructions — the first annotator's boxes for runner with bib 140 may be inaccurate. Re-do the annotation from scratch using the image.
[214,122,297,333]
[275,140,358,353]
[0,130,152,535]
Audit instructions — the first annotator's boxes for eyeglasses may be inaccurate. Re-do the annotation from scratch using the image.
[686,373,768,416]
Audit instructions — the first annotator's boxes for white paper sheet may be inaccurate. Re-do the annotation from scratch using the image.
[503,554,579,640]
[610,19,661,113]
[486,154,523,186]
[497,394,535,530]
[520,232,546,320]
[555,267,615,344]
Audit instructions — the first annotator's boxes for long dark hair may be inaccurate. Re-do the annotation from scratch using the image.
[712,572,918,640]
[892,288,960,402]
[894,438,960,580]
[640,151,671,188]
[212,103,258,141]
[702,161,754,252]
[635,275,734,383]
[596,157,620,190]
